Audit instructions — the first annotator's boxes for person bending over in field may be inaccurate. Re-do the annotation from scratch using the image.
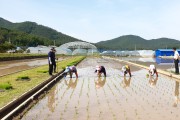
[64,65,78,78]
[122,65,132,77]
[95,65,106,77]
[149,64,158,77]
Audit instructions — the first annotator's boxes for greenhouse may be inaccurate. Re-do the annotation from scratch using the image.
[26,42,99,55]
[59,41,99,55]
[137,50,155,57]
[26,46,51,54]
[101,50,140,57]
[100,51,116,56]
[55,47,72,55]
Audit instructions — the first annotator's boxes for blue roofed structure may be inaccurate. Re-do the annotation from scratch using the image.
[155,49,180,57]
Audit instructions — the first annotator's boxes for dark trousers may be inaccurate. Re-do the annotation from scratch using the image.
[174,59,179,74]
[49,62,56,75]
[53,63,56,72]
[49,64,53,75]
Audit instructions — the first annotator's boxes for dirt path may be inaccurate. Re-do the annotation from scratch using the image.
[0,57,66,77]
[21,57,180,120]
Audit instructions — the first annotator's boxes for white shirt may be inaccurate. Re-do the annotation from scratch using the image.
[149,65,155,75]
[174,51,179,60]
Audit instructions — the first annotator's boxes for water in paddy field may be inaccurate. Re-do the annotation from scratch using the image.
[117,57,177,72]
[22,57,180,120]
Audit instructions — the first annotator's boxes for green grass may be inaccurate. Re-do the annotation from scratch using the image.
[17,76,30,80]
[37,70,48,73]
[0,56,85,108]
[0,82,13,90]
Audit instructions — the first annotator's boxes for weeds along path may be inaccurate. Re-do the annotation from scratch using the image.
[22,57,180,120]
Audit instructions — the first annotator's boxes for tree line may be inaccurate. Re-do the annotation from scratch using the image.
[0,27,53,52]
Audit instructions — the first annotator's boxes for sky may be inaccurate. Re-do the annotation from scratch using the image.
[1,0,180,43]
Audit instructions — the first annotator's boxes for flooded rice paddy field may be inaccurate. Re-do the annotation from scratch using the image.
[116,57,175,71]
[22,57,180,120]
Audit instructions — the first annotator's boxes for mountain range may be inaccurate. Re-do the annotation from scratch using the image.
[0,17,81,46]
[96,35,180,50]
[1,17,180,50]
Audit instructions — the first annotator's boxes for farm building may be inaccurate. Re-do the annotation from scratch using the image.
[155,49,180,57]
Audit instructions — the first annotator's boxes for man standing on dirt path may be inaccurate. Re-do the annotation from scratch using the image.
[48,47,56,75]
[173,47,179,74]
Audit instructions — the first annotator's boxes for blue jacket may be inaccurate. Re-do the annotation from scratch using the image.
[48,51,55,63]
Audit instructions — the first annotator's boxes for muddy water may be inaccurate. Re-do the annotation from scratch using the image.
[22,57,180,120]
[117,57,173,71]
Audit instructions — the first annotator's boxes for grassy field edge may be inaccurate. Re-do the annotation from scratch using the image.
[0,56,85,108]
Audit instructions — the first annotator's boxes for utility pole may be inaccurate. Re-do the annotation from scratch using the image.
[54,40,55,46]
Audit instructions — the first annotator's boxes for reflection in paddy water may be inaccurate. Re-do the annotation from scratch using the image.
[64,78,78,90]
[95,77,106,89]
[22,58,180,120]
[120,76,131,88]
[173,81,180,107]
[148,76,158,88]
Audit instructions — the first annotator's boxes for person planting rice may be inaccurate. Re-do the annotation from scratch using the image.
[148,64,158,77]
[95,65,106,77]
[122,65,132,77]
[63,65,78,78]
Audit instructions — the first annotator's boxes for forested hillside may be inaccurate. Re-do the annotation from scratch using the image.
[1,17,180,51]
[0,27,53,52]
[0,17,81,46]
[96,35,180,50]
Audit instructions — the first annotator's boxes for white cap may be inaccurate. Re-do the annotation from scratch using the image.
[122,66,126,72]
[149,64,155,70]
[96,66,100,71]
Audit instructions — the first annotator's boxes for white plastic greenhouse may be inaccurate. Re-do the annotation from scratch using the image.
[137,50,155,57]
[26,41,99,55]
[59,41,99,55]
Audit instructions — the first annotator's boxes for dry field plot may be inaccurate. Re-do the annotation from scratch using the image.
[22,57,180,120]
